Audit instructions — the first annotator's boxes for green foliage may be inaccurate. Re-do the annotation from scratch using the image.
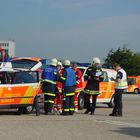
[103,46,140,76]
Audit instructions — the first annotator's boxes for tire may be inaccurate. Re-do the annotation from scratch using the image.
[23,106,34,114]
[107,95,114,108]
[134,88,139,94]
[16,107,24,115]
[78,93,85,110]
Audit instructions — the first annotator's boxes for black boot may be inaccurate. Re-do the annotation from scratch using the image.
[84,110,90,114]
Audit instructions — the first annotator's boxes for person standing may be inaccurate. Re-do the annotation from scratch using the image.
[33,94,40,116]
[55,61,63,113]
[72,63,83,112]
[109,63,128,117]
[84,57,104,115]
[41,58,59,115]
[60,60,76,115]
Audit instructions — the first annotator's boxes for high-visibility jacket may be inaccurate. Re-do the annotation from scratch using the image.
[41,66,58,85]
[60,67,76,87]
[115,69,128,89]
[75,68,83,93]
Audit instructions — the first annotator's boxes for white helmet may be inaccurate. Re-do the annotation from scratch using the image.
[92,57,101,64]
[64,59,70,66]
[57,61,62,67]
[50,58,58,66]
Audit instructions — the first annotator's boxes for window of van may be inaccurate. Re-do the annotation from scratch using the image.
[128,78,136,85]
[12,71,38,84]
[103,71,109,82]
[0,72,7,84]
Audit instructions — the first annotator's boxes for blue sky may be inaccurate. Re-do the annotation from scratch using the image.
[0,0,140,62]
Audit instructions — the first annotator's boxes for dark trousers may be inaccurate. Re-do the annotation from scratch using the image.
[85,94,98,113]
[112,89,123,115]
[63,96,75,115]
[34,95,40,115]
[42,82,56,113]
[44,95,55,113]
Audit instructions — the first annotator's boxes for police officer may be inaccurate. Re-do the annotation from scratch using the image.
[41,58,59,115]
[109,63,128,117]
[84,57,104,115]
[60,60,76,115]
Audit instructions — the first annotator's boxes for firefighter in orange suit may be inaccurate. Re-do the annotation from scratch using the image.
[72,63,83,112]
[56,61,63,113]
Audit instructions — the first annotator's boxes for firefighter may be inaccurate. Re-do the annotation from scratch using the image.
[60,60,76,115]
[41,58,59,115]
[84,57,104,115]
[109,63,128,117]
[55,61,63,113]
[72,63,83,112]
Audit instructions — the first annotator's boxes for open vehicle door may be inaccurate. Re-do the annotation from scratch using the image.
[11,57,42,71]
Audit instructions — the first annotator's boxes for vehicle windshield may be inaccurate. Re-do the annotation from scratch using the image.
[12,71,38,84]
[128,78,136,85]
[11,59,38,69]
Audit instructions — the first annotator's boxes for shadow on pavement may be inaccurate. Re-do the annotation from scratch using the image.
[112,127,140,138]
[0,111,17,115]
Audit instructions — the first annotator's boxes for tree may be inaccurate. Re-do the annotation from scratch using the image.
[103,46,140,75]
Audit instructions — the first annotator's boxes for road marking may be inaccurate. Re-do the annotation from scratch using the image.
[95,119,140,128]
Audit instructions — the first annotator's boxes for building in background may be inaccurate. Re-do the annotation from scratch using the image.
[0,40,15,61]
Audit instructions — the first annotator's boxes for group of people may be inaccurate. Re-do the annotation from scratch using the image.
[35,57,127,117]
[41,58,83,116]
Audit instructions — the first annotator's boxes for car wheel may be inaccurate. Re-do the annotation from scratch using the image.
[134,88,139,94]
[16,107,24,115]
[23,106,34,114]
[107,95,114,108]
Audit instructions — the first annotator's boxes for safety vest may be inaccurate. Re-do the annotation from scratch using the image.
[42,66,58,85]
[115,69,128,89]
[64,67,76,87]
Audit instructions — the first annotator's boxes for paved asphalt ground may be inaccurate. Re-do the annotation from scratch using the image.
[0,94,140,140]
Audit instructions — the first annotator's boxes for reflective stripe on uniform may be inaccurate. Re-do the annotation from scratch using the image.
[42,79,56,84]
[75,88,82,93]
[54,72,57,75]
[84,89,99,95]
[60,76,66,80]
[74,101,78,106]
[115,81,128,89]
[44,100,54,103]
[58,89,62,92]
[66,93,75,96]
[76,81,80,84]
[70,108,75,111]
[43,93,56,96]
[64,109,69,112]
